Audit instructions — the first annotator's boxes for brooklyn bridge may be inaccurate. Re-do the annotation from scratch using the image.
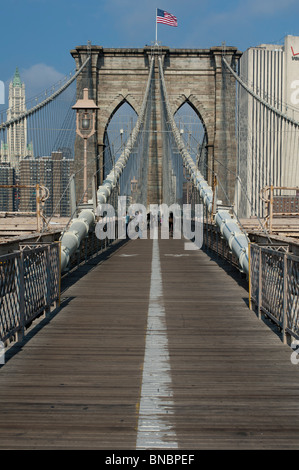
[0,42,298,450]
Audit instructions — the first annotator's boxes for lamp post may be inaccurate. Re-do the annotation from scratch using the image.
[72,88,99,203]
[120,128,124,148]
[131,176,138,194]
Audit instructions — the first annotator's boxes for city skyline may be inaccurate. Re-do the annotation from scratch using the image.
[0,0,299,102]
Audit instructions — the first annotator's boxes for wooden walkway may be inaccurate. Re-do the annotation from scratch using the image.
[1,236,299,449]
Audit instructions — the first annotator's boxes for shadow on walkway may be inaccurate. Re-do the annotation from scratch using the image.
[2,238,130,367]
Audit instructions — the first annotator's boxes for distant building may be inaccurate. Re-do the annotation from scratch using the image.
[0,163,17,212]
[236,35,299,218]
[1,68,33,171]
[19,151,74,217]
[0,143,9,163]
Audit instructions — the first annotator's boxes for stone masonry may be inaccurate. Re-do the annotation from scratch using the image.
[70,45,242,206]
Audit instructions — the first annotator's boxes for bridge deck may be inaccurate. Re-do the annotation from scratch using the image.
[1,237,299,450]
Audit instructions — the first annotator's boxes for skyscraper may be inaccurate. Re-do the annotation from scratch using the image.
[5,68,33,169]
[19,152,74,217]
[0,163,17,211]
[236,35,299,218]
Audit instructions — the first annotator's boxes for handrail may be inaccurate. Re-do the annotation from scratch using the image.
[0,184,49,232]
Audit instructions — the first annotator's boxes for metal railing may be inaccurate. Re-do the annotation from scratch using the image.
[249,243,299,343]
[0,242,60,345]
[0,184,49,232]
[202,221,244,271]
[63,223,120,273]
[203,223,299,344]
[260,186,299,233]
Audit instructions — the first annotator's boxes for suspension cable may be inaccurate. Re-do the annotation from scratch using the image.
[222,57,299,127]
[0,56,91,131]
[158,55,251,274]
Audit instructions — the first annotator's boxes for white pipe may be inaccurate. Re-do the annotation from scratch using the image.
[60,57,155,272]
[60,209,95,272]
[158,56,249,274]
[214,210,249,274]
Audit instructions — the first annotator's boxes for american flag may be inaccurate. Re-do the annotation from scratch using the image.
[156,9,178,27]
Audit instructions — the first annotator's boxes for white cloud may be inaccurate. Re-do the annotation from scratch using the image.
[248,0,297,16]
[205,0,298,25]
[20,63,65,100]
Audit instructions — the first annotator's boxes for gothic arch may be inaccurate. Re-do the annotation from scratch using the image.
[72,45,241,202]
[172,95,214,147]
[100,94,140,144]
[174,98,208,143]
[103,98,138,140]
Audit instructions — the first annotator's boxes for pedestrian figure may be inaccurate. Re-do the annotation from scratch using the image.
[169,212,173,237]
[125,213,130,238]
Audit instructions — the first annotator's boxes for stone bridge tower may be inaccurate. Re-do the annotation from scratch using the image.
[71,44,241,206]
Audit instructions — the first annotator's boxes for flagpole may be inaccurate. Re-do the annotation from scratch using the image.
[155,8,158,45]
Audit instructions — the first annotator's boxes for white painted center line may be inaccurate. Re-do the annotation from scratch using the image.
[119,254,138,257]
[136,235,178,449]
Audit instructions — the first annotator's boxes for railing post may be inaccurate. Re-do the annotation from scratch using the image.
[17,252,25,342]
[76,245,80,266]
[36,184,41,232]
[57,241,61,308]
[203,204,205,249]
[269,185,273,234]
[258,246,262,320]
[96,230,99,255]
[45,245,51,317]
[282,252,288,344]
[85,235,88,263]
[248,242,252,311]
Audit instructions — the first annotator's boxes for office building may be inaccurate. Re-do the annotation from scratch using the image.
[19,152,74,217]
[0,163,17,211]
[236,35,299,218]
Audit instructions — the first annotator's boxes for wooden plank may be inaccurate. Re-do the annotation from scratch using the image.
[0,239,152,449]
[0,237,298,449]
[159,239,299,449]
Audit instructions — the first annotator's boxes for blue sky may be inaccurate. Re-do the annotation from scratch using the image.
[1,0,299,100]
